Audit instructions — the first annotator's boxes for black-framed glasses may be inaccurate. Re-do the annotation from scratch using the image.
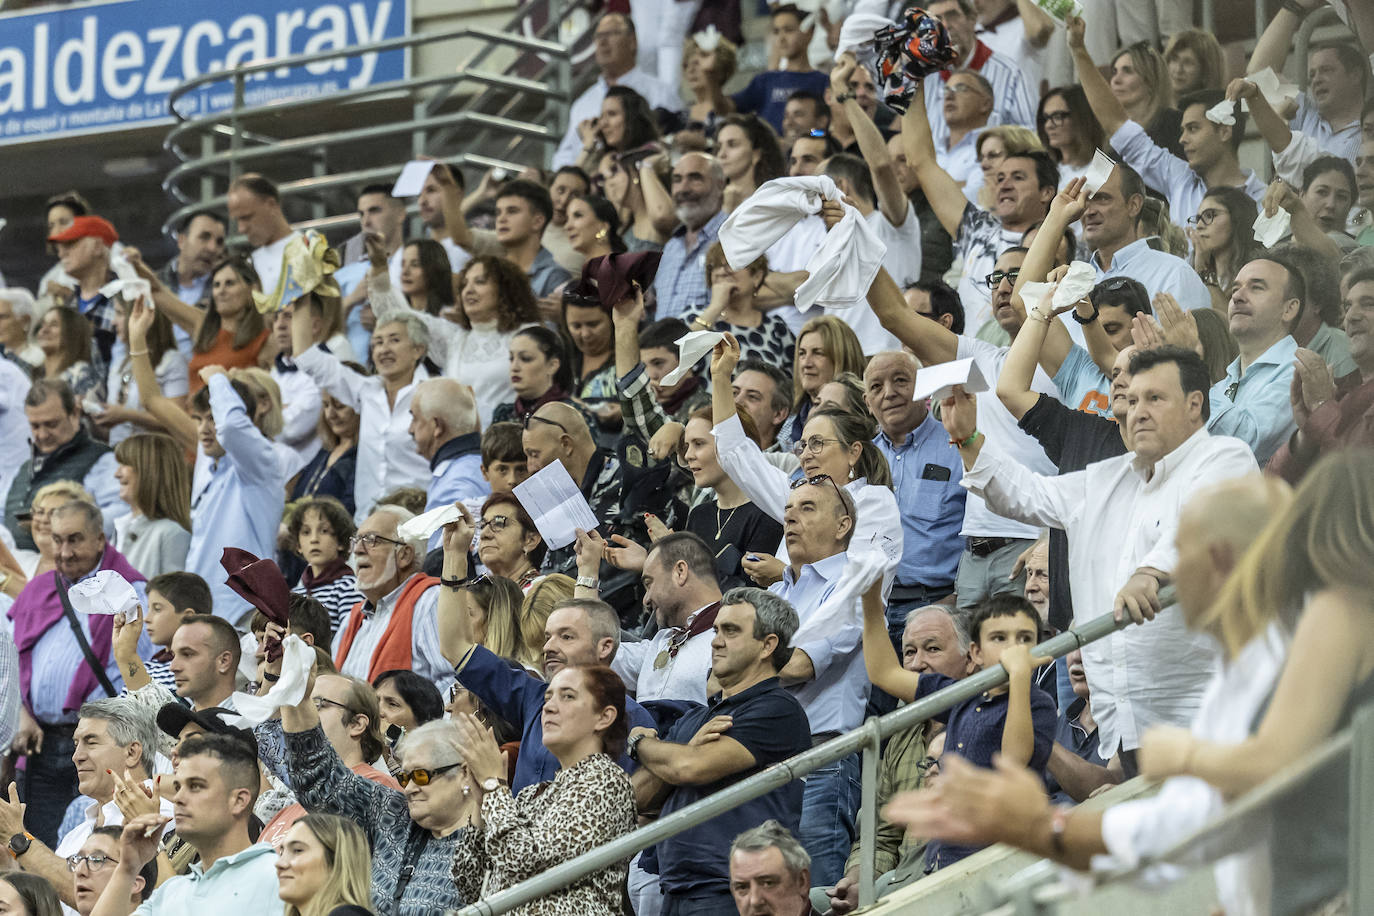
[1187,208,1223,227]
[522,412,568,434]
[789,473,847,508]
[312,697,352,715]
[916,755,941,776]
[397,762,463,788]
[67,854,118,872]
[791,436,841,457]
[349,533,406,551]
[1039,110,1071,126]
[985,268,1020,289]
[475,516,512,533]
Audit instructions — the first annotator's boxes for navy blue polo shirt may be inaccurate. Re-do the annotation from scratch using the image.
[657,676,811,897]
[457,645,656,793]
[1046,697,1103,804]
[914,671,1057,871]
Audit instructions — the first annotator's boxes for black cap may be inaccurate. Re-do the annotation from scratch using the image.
[156,703,258,756]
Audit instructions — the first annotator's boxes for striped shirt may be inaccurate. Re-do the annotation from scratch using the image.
[293,574,364,639]
[925,40,1037,148]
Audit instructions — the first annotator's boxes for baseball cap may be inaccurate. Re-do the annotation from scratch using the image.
[48,215,118,246]
[156,703,258,755]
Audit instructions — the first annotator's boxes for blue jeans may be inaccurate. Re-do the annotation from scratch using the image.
[799,753,862,888]
[660,891,735,916]
[954,540,1033,614]
[20,726,79,846]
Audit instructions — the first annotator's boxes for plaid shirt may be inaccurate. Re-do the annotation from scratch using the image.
[617,363,711,443]
[653,211,726,321]
[843,721,932,878]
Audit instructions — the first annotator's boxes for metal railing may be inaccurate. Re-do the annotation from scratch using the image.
[452,609,1133,916]
[160,0,598,239]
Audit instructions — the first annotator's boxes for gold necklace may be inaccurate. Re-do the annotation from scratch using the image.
[715,503,740,541]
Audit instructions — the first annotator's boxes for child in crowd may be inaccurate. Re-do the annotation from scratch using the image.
[480,421,530,494]
[287,495,363,636]
[112,571,212,693]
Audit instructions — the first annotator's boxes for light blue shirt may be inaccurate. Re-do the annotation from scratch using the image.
[1053,344,1111,419]
[186,375,286,626]
[334,260,373,362]
[653,210,727,321]
[769,552,869,735]
[171,270,208,362]
[873,413,965,588]
[1207,334,1299,465]
[133,842,282,916]
[1289,92,1361,165]
[28,563,151,723]
[1092,237,1213,313]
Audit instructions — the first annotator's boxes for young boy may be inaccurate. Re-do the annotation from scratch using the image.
[862,588,1057,872]
[480,422,529,494]
[114,571,213,693]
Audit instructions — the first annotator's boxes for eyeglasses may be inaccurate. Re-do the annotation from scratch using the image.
[789,473,847,508]
[67,854,118,872]
[791,436,841,457]
[396,762,463,788]
[916,755,941,776]
[946,82,985,96]
[312,697,352,715]
[522,412,568,434]
[1039,110,1071,126]
[1187,208,1223,227]
[476,516,512,533]
[985,268,1020,289]
[349,533,406,551]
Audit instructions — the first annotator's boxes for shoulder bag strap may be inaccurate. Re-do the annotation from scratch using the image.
[54,571,119,698]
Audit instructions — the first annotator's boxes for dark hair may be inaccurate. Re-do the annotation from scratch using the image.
[603,85,662,151]
[358,182,395,200]
[264,594,333,647]
[1116,162,1146,204]
[568,665,629,757]
[719,587,799,671]
[401,238,457,315]
[481,421,527,465]
[1089,277,1151,317]
[90,826,158,900]
[1310,40,1369,96]
[1252,249,1308,325]
[639,317,690,352]
[786,90,829,123]
[1301,155,1357,197]
[736,357,794,417]
[176,209,227,236]
[147,571,212,615]
[0,872,62,916]
[37,306,92,377]
[195,256,266,353]
[1036,85,1105,161]
[822,153,876,207]
[1179,90,1246,152]
[454,255,541,332]
[1127,345,1213,421]
[1191,308,1239,384]
[1269,242,1341,327]
[287,496,356,560]
[1005,149,1060,193]
[496,179,555,230]
[479,491,545,566]
[189,377,258,422]
[554,165,592,193]
[178,732,262,800]
[229,173,280,202]
[514,325,575,392]
[908,280,965,334]
[647,531,719,584]
[1345,265,1374,294]
[180,614,243,671]
[807,405,892,489]
[25,376,77,414]
[570,194,627,253]
[46,190,90,219]
[969,593,1040,643]
[794,130,843,159]
[1196,185,1263,288]
[719,113,787,187]
[771,3,806,22]
[372,669,445,725]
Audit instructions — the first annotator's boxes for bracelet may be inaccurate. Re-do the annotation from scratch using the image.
[1071,301,1100,325]
[1028,307,1053,324]
[127,348,149,357]
[948,430,981,449]
[440,575,469,590]
[691,317,712,331]
[576,575,600,590]
[1280,0,1309,16]
[261,671,280,683]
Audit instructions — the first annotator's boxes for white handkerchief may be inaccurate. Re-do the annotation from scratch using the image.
[1053,261,1098,310]
[224,635,314,726]
[237,631,260,685]
[1253,208,1291,247]
[1020,281,1057,309]
[692,24,721,52]
[391,160,436,198]
[912,357,989,403]
[0,218,7,233]
[50,269,80,291]
[1205,100,1236,126]
[1245,67,1299,112]
[662,329,725,387]
[1083,150,1116,195]
[513,461,600,551]
[791,548,889,646]
[398,504,465,542]
[99,253,152,303]
[834,13,895,60]
[67,570,140,616]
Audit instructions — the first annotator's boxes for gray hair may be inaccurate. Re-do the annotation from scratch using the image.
[78,696,159,777]
[552,597,622,654]
[904,604,971,654]
[395,718,462,768]
[721,587,798,670]
[0,288,36,320]
[369,503,424,557]
[377,314,430,351]
[730,819,811,875]
[51,499,104,536]
[413,379,478,436]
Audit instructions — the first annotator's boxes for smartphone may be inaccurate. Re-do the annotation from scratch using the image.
[922,463,952,482]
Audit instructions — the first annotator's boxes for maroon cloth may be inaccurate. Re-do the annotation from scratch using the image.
[1267,375,1374,485]
[572,252,663,311]
[299,556,352,591]
[8,545,146,714]
[221,547,291,660]
[510,384,572,419]
[689,0,742,44]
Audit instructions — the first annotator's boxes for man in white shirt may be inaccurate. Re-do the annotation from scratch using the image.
[268,306,322,471]
[942,345,1259,768]
[226,174,298,300]
[974,0,1055,98]
[924,0,1037,134]
[551,13,679,169]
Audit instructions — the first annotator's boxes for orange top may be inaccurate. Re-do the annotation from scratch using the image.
[188,328,269,391]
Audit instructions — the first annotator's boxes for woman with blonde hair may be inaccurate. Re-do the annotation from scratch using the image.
[970,126,1044,208]
[786,315,865,446]
[1107,40,1183,157]
[19,481,97,578]
[515,573,575,668]
[275,813,375,916]
[112,433,192,578]
[1163,30,1225,97]
[462,574,531,670]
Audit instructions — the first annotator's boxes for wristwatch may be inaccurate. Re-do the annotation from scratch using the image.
[1071,300,1100,325]
[627,732,646,762]
[8,832,34,858]
[481,777,507,793]
[576,575,600,590]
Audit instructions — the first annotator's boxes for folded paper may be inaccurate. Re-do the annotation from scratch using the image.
[224,635,315,726]
[1253,208,1291,248]
[1083,149,1117,196]
[398,504,466,541]
[513,461,600,551]
[661,329,726,387]
[1245,67,1299,112]
[67,570,140,616]
[912,357,989,403]
[391,160,437,197]
[1205,99,1236,127]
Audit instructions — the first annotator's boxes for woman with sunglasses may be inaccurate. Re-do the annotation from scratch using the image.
[1190,187,1263,312]
[448,666,636,916]
[452,573,536,671]
[683,243,796,368]
[562,280,623,437]
[1036,87,1105,190]
[281,681,481,914]
[710,332,900,589]
[474,494,543,592]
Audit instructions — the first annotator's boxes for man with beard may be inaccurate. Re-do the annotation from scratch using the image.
[654,152,727,321]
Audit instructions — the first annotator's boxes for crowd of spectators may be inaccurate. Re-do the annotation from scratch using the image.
[0,0,1372,914]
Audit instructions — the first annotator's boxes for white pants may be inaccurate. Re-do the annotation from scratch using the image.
[629,853,664,916]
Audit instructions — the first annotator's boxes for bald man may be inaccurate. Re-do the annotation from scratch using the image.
[409,378,489,517]
[522,402,623,578]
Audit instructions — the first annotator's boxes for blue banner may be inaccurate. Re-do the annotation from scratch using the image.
[0,0,409,144]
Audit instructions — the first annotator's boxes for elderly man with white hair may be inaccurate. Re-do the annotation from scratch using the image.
[0,287,41,370]
[408,378,489,516]
[331,503,452,695]
[653,152,728,321]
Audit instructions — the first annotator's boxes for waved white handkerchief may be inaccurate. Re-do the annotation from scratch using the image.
[1245,67,1299,112]
[224,635,314,726]
[692,24,722,52]
[237,630,260,685]
[791,548,889,645]
[1052,261,1098,310]
[50,268,80,291]
[662,329,725,387]
[1205,100,1236,126]
[1083,149,1117,195]
[912,357,989,403]
[1253,208,1291,247]
[398,504,465,542]
[834,13,894,59]
[99,253,152,304]
[1019,281,1057,309]
[67,570,140,616]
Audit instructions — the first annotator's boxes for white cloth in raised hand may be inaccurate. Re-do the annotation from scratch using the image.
[720,176,886,311]
[834,12,894,59]
[662,330,726,387]
[99,253,152,304]
[67,570,140,616]
[398,504,466,542]
[1244,67,1299,112]
[791,548,889,646]
[224,635,314,726]
[1205,100,1236,126]
[1253,208,1291,247]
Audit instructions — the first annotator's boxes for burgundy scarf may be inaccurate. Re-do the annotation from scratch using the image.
[300,556,352,591]
[512,384,570,419]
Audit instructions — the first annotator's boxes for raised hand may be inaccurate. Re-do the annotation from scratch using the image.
[1224,76,1259,103]
[441,503,476,557]
[364,231,389,269]
[603,534,648,572]
[611,282,645,324]
[118,813,172,873]
[709,332,742,380]
[112,769,161,822]
[1290,347,1335,428]
[938,385,979,444]
[1049,176,1089,224]
[1261,178,1301,218]
[1065,15,1086,51]
[127,295,156,346]
[830,52,858,97]
[1152,293,1201,354]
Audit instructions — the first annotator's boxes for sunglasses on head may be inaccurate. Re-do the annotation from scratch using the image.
[522,413,569,433]
[396,762,462,788]
[789,473,848,507]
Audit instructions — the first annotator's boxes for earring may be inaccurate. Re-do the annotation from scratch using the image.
[461,784,471,797]
[595,226,608,241]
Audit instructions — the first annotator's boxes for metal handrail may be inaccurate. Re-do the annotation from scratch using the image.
[452,610,1132,916]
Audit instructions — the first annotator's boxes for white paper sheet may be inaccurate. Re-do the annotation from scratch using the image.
[397,504,466,542]
[661,329,725,387]
[1205,99,1236,126]
[67,569,140,616]
[1245,67,1300,112]
[1253,208,1291,247]
[1034,0,1084,25]
[912,357,989,403]
[513,461,600,551]
[1083,149,1117,195]
[224,635,315,726]
[391,160,437,198]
